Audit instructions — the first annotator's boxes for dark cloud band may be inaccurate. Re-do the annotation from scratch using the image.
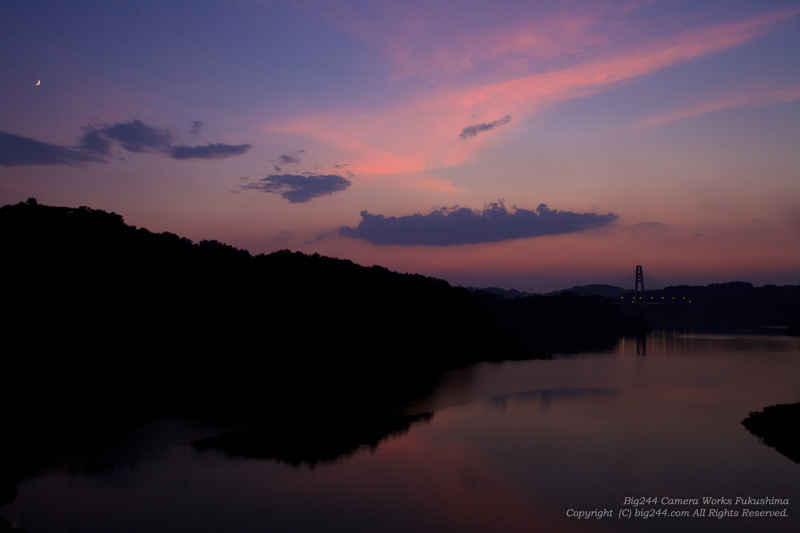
[242,174,351,203]
[0,131,105,166]
[1,120,252,167]
[339,202,618,245]
[80,119,250,160]
[170,143,251,160]
[278,154,300,164]
[86,120,172,154]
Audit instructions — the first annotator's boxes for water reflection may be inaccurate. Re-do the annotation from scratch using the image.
[3,333,800,533]
[616,330,800,357]
[488,387,618,410]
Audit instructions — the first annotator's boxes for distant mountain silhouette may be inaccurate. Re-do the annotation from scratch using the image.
[549,284,626,298]
[617,282,800,333]
[470,286,533,299]
[471,284,625,299]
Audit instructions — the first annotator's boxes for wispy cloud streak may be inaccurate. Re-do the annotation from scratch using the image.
[634,86,800,128]
[274,9,797,182]
[0,131,105,166]
[170,143,252,160]
[459,115,511,140]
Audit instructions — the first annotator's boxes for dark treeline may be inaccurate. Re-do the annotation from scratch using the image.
[619,282,800,332]
[742,403,800,463]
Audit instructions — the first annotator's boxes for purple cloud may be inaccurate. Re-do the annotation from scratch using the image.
[339,201,618,245]
[242,174,351,203]
[170,143,251,160]
[82,120,172,154]
[459,115,512,140]
[79,119,250,161]
[190,120,204,137]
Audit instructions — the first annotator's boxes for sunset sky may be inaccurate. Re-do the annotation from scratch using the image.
[2,0,799,291]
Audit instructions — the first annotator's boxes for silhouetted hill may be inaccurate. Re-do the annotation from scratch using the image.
[0,198,647,493]
[470,286,534,299]
[549,284,625,298]
[1,198,646,407]
[471,284,625,299]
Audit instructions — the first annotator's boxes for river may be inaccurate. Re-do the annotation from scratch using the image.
[3,332,799,532]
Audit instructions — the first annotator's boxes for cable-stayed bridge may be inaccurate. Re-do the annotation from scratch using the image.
[614,265,695,308]
[611,265,671,293]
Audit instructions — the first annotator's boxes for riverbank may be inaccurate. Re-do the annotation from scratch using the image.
[742,403,800,463]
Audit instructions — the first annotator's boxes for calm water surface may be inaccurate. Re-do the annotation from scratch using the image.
[4,333,800,532]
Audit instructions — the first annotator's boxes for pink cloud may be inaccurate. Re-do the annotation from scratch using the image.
[384,13,606,83]
[271,8,798,187]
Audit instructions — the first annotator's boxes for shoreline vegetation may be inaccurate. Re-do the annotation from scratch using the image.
[1,198,798,506]
[742,403,800,464]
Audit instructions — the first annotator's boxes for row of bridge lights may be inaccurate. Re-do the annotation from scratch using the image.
[620,295,693,303]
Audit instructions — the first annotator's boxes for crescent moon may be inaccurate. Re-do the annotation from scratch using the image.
[35,79,41,86]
